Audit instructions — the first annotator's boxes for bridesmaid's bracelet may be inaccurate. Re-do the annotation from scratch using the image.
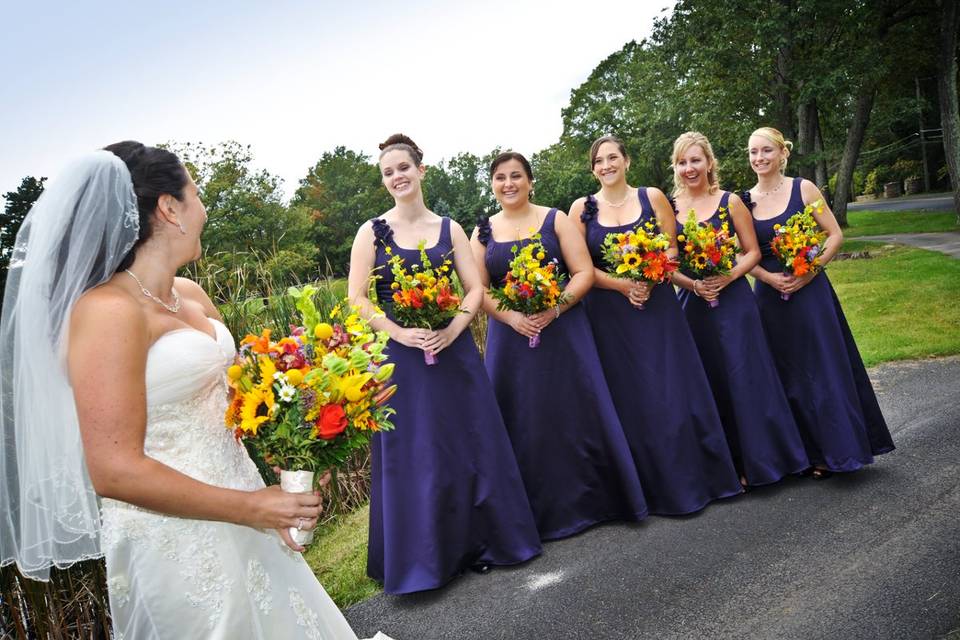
[554,305,560,319]
[693,280,702,297]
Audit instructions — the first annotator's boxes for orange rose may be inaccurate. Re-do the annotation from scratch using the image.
[314,404,348,440]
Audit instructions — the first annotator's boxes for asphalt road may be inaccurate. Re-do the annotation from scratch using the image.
[849,193,954,212]
[346,357,960,640]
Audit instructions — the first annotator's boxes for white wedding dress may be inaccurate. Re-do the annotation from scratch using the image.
[100,319,390,640]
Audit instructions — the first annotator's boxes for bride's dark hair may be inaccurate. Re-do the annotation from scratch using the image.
[104,141,189,271]
[378,133,424,167]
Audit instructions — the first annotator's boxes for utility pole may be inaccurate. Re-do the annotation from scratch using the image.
[916,76,931,192]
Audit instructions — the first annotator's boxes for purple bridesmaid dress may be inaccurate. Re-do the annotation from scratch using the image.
[581,189,742,514]
[749,178,894,470]
[367,217,542,594]
[478,209,648,540]
[674,193,810,485]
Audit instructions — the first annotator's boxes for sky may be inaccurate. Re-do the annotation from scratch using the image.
[0,0,669,202]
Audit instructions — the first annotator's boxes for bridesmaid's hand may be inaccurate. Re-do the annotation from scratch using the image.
[781,272,816,294]
[507,311,541,338]
[694,279,720,303]
[763,272,793,294]
[627,281,653,308]
[390,327,430,349]
[703,274,733,293]
[421,326,458,355]
[528,308,559,332]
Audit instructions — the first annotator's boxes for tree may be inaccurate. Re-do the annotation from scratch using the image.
[291,147,392,276]
[937,0,960,222]
[0,176,46,301]
[169,142,317,282]
[423,151,501,230]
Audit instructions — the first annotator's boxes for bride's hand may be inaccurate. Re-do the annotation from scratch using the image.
[247,485,322,552]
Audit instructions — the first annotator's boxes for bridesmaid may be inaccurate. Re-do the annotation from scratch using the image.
[469,151,648,540]
[746,126,894,477]
[670,131,809,486]
[569,135,742,514]
[347,134,541,594]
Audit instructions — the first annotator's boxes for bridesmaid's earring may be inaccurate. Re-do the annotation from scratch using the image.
[177,222,186,235]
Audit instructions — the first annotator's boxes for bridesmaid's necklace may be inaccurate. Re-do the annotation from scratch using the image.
[511,207,541,239]
[598,191,630,208]
[125,269,182,313]
[756,177,786,198]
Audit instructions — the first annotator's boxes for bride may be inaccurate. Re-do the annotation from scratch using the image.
[0,142,391,639]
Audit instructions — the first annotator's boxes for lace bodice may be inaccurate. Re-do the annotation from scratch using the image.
[102,320,264,515]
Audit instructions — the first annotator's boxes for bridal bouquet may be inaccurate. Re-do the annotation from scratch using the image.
[676,208,741,308]
[225,285,396,543]
[770,200,828,300]
[385,242,464,365]
[601,220,678,309]
[489,233,570,348]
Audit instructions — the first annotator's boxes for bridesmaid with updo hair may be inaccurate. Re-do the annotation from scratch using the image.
[570,135,742,514]
[348,133,540,594]
[746,126,894,478]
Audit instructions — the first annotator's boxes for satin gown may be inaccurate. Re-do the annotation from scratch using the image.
[367,217,541,595]
[580,190,742,514]
[674,193,810,485]
[749,178,894,470]
[479,209,648,539]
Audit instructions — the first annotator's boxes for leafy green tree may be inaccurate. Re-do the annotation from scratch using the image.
[423,151,500,230]
[291,147,392,276]
[1,176,46,301]
[169,141,317,280]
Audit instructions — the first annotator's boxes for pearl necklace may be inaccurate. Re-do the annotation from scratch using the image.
[125,269,182,313]
[598,191,631,208]
[756,177,786,198]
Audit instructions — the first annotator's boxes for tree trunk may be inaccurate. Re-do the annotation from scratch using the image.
[937,0,960,223]
[814,108,828,191]
[833,85,877,227]
[796,101,818,181]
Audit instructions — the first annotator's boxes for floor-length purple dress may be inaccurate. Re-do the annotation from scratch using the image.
[367,216,542,594]
[749,178,894,470]
[581,189,742,514]
[478,209,648,539]
[674,193,810,485]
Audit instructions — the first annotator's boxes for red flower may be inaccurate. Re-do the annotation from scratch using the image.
[436,284,460,310]
[315,404,348,440]
[519,283,534,298]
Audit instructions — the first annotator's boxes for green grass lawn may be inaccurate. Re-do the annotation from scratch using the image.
[308,237,960,608]
[845,209,958,237]
[302,504,381,608]
[829,242,960,366]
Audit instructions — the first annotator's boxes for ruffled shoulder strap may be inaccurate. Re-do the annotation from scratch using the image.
[371,218,393,247]
[580,195,599,223]
[740,189,755,212]
[476,216,492,246]
[667,196,679,216]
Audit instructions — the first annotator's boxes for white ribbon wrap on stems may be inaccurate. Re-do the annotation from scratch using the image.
[280,470,315,545]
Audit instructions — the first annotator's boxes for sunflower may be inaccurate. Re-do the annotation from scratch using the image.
[239,387,274,435]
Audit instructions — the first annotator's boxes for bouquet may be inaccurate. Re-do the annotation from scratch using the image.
[676,208,741,308]
[386,242,464,365]
[225,285,396,544]
[770,200,828,300]
[600,220,678,310]
[489,233,571,348]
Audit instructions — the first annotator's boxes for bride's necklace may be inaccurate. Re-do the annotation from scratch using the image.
[756,177,786,198]
[125,269,182,313]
